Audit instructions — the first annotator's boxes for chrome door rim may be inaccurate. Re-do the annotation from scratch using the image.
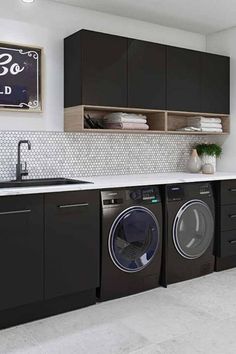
[108,206,160,273]
[172,199,214,260]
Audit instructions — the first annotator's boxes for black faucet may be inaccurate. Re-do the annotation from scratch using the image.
[16,140,31,181]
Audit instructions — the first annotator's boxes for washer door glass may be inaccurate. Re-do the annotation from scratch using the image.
[173,200,214,259]
[109,206,160,272]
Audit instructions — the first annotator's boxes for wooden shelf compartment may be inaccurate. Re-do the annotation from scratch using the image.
[64,105,167,133]
[167,111,230,135]
[64,105,230,135]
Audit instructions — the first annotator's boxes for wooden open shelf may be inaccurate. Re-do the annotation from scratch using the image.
[64,105,230,135]
[167,111,230,135]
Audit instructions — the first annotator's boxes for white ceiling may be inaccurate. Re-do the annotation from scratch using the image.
[51,0,236,34]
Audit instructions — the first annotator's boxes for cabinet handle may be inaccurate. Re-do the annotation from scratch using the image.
[0,209,31,216]
[58,203,89,209]
[229,240,236,245]
[229,214,236,219]
[229,188,236,192]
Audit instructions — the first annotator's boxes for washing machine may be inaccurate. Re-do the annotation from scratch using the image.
[165,182,215,285]
[98,186,163,301]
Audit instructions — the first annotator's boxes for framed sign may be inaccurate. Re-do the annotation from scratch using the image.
[0,42,42,112]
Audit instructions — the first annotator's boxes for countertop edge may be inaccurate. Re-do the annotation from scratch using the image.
[0,172,236,196]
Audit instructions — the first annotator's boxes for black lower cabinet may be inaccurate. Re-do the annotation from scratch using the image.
[0,195,44,311]
[215,180,236,271]
[45,191,100,299]
[0,190,100,330]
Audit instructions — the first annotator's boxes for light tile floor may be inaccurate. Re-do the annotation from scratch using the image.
[1,269,236,354]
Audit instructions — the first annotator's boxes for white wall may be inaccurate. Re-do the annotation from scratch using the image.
[0,0,206,131]
[207,29,236,171]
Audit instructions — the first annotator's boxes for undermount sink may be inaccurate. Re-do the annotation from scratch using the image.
[0,178,92,188]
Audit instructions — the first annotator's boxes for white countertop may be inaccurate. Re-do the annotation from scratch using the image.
[0,171,236,196]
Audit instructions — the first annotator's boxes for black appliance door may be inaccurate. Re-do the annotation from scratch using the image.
[173,200,214,259]
[109,206,160,272]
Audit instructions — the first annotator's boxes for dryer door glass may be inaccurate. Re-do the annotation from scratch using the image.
[173,200,214,259]
[109,206,160,272]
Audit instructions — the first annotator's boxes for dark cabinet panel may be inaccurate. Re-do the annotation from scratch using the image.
[221,180,236,205]
[167,46,202,112]
[45,191,100,299]
[202,53,230,114]
[64,31,82,109]
[221,205,236,231]
[220,230,236,257]
[81,31,127,107]
[64,30,127,108]
[128,39,166,109]
[0,195,43,311]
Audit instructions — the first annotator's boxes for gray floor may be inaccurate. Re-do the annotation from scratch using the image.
[1,269,236,354]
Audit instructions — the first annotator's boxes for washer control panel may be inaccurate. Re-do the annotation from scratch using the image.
[101,187,161,208]
[128,187,161,204]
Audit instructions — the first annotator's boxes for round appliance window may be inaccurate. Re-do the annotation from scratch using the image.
[173,200,214,260]
[109,206,160,272]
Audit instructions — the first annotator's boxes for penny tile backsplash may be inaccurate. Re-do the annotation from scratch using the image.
[0,131,219,180]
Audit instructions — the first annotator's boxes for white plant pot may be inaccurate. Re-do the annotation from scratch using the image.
[201,154,216,173]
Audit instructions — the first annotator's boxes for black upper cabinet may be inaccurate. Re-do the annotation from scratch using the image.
[202,53,230,114]
[0,195,43,311]
[167,46,202,112]
[128,39,166,109]
[64,31,82,108]
[45,191,100,299]
[65,29,230,114]
[64,30,127,107]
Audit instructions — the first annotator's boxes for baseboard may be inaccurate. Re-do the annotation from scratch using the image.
[0,288,96,330]
[215,255,236,271]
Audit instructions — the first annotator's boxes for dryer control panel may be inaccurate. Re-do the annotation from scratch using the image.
[167,183,213,202]
[167,185,184,201]
[199,184,212,196]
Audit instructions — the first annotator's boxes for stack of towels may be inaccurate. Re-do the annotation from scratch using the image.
[103,112,149,130]
[188,116,223,132]
[178,116,223,133]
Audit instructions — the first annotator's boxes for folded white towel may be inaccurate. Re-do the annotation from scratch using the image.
[104,112,147,124]
[104,116,147,124]
[188,116,222,124]
[104,122,149,130]
[200,123,222,128]
[201,127,223,132]
[176,127,201,132]
[188,122,222,129]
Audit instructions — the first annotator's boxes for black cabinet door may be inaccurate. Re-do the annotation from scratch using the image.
[128,39,166,109]
[81,30,127,107]
[45,191,100,299]
[202,53,230,114]
[64,31,83,108]
[167,46,202,112]
[0,195,43,311]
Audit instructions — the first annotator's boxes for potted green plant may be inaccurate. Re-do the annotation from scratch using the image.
[195,143,222,173]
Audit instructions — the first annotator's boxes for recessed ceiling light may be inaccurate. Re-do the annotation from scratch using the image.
[22,0,35,3]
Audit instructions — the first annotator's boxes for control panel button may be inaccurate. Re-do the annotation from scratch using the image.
[130,190,142,201]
